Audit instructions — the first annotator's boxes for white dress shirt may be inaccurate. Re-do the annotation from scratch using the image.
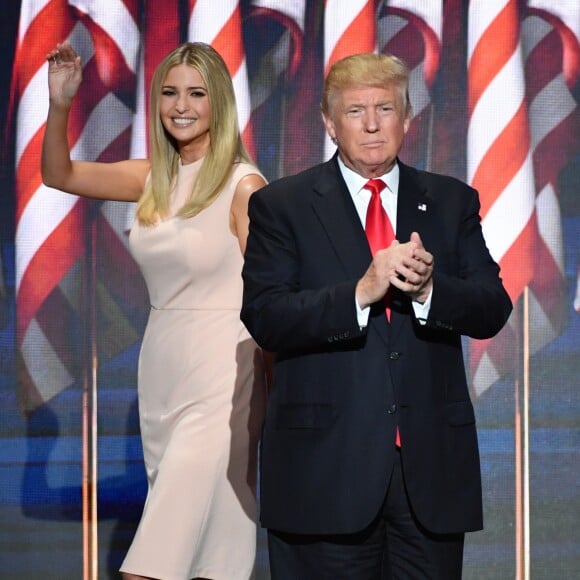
[336,157,432,327]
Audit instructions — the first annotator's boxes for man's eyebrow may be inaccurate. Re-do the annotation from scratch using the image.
[344,99,395,107]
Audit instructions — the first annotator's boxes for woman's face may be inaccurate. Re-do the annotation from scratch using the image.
[159,63,211,160]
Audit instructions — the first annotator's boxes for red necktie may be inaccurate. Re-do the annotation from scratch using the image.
[364,179,395,321]
[364,179,401,447]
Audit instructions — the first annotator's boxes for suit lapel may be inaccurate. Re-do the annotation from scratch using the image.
[309,159,435,345]
[310,157,371,281]
[390,162,433,339]
[310,157,391,346]
[395,161,432,242]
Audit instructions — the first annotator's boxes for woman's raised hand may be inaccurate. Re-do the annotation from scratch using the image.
[46,42,82,106]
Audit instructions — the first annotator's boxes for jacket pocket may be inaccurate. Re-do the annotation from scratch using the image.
[276,403,336,429]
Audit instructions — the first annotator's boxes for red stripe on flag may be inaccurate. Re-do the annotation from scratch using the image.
[326,3,375,73]
[525,29,562,98]
[528,7,580,88]
[144,0,181,147]
[471,103,531,218]
[469,322,516,392]
[213,8,244,77]
[385,21,427,71]
[17,203,86,343]
[282,1,323,176]
[532,114,579,191]
[71,14,136,95]
[497,217,537,303]
[15,129,45,224]
[250,6,304,79]
[468,3,517,115]
[12,1,75,98]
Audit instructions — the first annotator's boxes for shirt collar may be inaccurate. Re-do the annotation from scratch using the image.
[336,156,400,198]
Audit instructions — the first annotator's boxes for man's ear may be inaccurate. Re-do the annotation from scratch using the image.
[321,111,336,141]
[403,112,412,135]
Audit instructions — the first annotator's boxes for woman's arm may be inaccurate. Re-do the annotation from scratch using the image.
[230,172,267,254]
[41,42,149,201]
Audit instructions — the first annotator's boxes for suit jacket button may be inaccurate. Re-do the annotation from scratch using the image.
[387,404,397,414]
[389,351,400,360]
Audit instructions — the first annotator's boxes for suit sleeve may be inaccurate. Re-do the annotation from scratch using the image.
[426,185,512,339]
[241,189,365,352]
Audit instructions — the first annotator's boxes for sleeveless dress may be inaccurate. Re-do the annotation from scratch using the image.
[121,158,266,579]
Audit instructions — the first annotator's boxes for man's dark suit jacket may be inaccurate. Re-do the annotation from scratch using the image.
[241,155,512,537]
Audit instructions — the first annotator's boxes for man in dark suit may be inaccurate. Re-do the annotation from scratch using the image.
[241,52,512,579]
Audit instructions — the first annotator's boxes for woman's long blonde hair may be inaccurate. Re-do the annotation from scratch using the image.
[137,42,252,225]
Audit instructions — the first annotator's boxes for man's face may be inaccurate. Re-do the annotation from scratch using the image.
[323,84,410,178]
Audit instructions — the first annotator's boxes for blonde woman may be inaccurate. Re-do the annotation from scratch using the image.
[43,41,267,580]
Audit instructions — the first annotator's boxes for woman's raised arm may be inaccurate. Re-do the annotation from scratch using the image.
[41,42,149,202]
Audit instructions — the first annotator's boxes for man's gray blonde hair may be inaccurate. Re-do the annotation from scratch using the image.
[321,52,412,118]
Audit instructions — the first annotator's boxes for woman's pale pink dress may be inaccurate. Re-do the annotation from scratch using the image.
[122,158,266,579]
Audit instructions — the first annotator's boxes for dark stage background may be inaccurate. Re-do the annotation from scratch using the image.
[1,1,579,578]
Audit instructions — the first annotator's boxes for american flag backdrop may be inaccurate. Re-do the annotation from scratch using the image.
[11,0,579,416]
[12,0,148,415]
[377,2,442,171]
[11,0,579,421]
[467,0,578,395]
[467,0,539,395]
[245,0,307,177]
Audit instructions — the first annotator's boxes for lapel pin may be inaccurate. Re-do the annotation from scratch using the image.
[418,203,427,211]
